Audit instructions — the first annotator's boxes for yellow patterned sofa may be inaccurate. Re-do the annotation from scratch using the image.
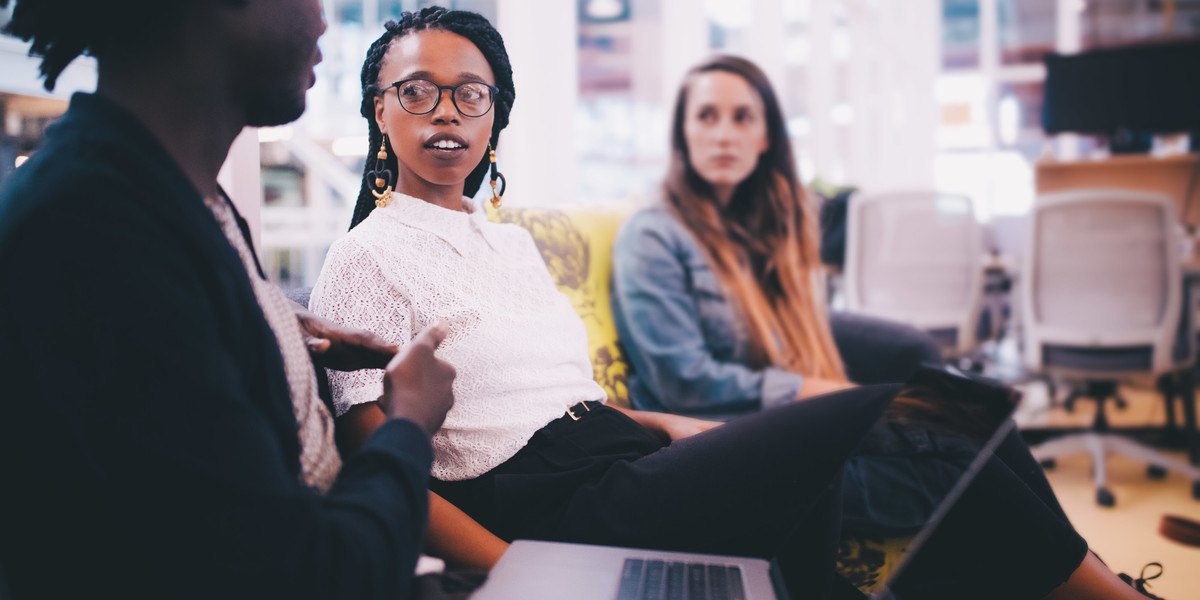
[487,204,906,594]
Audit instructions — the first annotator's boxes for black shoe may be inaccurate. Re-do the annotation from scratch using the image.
[1118,562,1165,599]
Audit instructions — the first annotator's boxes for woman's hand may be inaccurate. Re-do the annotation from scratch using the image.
[611,405,722,443]
[797,376,855,400]
[652,412,723,442]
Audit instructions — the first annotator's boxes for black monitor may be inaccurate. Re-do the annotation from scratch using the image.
[1042,41,1200,152]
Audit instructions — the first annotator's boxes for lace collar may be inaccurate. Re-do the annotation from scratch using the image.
[377,193,502,256]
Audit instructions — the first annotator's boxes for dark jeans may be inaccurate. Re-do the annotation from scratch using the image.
[886,427,1086,600]
[433,384,901,600]
[830,314,1087,598]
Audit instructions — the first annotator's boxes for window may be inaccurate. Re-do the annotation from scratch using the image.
[1082,0,1200,49]
[998,0,1057,65]
[943,0,982,69]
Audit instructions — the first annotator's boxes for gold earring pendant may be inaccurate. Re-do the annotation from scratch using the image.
[488,145,505,209]
[371,137,394,209]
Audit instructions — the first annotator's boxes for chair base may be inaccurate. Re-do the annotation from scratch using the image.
[1031,432,1200,506]
[1063,387,1129,412]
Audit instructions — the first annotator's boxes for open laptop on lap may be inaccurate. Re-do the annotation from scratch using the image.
[471,367,1018,600]
[474,541,784,600]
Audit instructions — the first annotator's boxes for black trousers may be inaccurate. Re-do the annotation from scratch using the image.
[829,311,943,386]
[433,384,902,600]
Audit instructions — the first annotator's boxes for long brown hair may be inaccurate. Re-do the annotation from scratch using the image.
[665,55,845,381]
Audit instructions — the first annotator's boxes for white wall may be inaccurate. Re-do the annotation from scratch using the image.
[495,0,579,206]
[217,129,265,250]
[845,0,940,193]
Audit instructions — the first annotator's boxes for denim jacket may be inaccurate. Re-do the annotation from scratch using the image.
[611,205,805,417]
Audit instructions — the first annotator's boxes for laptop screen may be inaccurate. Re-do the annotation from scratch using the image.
[837,366,1019,599]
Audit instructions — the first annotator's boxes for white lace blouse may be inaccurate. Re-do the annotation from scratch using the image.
[309,193,607,481]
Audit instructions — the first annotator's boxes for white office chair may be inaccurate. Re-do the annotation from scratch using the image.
[1022,188,1200,506]
[843,190,987,361]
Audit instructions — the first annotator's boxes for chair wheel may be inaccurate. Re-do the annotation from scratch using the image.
[1147,465,1168,480]
[1192,481,1200,501]
[1040,459,1056,470]
[1097,487,1116,507]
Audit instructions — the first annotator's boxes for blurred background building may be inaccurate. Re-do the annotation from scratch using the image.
[2,0,1199,288]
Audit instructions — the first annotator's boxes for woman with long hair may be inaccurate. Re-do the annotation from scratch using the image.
[610,54,1159,599]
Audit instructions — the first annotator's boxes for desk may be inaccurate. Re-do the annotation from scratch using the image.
[1036,154,1200,227]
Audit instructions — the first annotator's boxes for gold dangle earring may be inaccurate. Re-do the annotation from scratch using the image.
[488,143,507,209]
[370,135,394,209]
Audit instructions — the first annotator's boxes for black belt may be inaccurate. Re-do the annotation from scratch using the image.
[564,400,604,421]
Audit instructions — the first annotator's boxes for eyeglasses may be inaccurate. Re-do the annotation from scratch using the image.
[384,78,499,118]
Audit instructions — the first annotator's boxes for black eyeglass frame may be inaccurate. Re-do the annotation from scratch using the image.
[383,78,500,118]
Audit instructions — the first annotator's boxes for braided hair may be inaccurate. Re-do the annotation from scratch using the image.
[1,0,190,91]
[349,6,515,230]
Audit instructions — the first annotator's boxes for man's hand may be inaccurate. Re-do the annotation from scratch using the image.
[294,305,399,371]
[380,322,456,436]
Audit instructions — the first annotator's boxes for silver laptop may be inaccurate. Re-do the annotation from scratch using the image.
[472,367,1018,600]
[473,540,785,600]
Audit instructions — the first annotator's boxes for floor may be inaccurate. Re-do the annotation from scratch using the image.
[1014,379,1200,599]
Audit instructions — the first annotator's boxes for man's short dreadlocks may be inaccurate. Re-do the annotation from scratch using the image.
[2,0,190,90]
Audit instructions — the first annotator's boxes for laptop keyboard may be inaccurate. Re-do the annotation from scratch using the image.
[616,558,746,600]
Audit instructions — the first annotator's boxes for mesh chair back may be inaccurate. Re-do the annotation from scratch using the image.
[1023,189,1184,375]
[844,191,984,353]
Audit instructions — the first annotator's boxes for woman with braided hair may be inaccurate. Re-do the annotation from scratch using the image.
[308,7,910,598]
[326,7,519,568]
[346,8,514,231]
